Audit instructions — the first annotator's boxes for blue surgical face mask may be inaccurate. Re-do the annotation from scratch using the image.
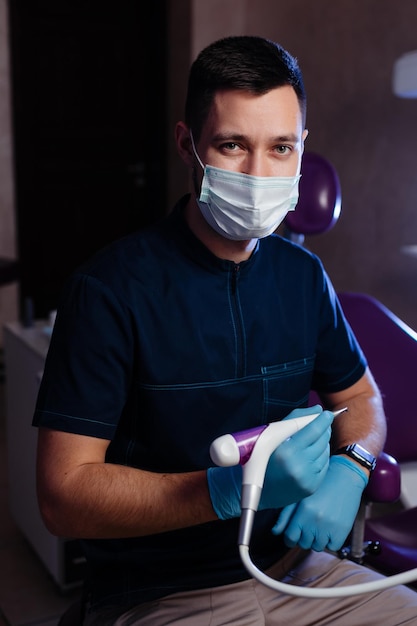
[191,132,301,241]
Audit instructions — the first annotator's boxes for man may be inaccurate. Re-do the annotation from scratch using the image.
[33,36,417,624]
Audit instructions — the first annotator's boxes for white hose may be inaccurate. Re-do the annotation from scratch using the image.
[239,544,417,598]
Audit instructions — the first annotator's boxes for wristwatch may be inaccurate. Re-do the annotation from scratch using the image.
[335,443,377,472]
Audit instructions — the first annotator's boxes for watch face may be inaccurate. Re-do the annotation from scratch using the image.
[335,444,377,470]
[352,444,372,461]
[349,444,376,469]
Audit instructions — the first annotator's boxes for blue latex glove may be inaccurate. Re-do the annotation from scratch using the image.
[272,455,369,551]
[207,405,334,520]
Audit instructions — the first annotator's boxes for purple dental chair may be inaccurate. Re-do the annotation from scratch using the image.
[337,291,417,578]
[285,151,417,581]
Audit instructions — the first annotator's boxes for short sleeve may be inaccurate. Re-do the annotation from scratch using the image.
[33,272,134,439]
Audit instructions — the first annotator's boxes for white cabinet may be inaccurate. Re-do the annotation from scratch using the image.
[3,321,85,590]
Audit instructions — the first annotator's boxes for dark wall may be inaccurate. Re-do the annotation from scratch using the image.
[9,1,167,319]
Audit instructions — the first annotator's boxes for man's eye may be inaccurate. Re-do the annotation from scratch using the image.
[276,145,291,154]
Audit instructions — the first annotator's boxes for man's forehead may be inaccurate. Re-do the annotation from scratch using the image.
[203,88,304,140]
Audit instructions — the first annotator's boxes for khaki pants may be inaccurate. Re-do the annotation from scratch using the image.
[84,549,417,625]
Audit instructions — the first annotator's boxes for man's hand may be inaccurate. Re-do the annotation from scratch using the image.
[272,455,368,551]
[207,406,334,520]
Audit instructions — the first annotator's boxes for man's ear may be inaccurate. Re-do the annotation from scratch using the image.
[175,121,194,167]
[301,128,309,151]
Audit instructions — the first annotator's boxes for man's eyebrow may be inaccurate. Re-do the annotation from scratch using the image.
[212,132,300,143]
[273,133,300,143]
[212,132,247,142]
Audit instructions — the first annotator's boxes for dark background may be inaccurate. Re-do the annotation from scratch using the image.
[8,0,167,318]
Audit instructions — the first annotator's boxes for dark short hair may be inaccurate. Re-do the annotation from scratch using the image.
[185,35,306,140]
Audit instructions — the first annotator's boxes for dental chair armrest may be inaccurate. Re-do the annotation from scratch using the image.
[365,452,401,503]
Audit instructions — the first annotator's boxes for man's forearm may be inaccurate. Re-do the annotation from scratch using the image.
[324,368,387,458]
[39,461,218,539]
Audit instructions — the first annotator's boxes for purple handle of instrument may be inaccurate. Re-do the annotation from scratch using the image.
[233,425,269,465]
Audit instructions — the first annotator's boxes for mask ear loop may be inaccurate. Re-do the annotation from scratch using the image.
[189,130,206,171]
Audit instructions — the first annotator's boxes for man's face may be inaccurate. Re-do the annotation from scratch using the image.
[195,85,307,179]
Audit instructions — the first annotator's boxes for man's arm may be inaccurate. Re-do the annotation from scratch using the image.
[320,366,387,476]
[37,405,336,539]
[36,427,218,539]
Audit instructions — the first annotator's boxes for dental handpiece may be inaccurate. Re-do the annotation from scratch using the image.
[210,408,417,597]
[210,408,347,545]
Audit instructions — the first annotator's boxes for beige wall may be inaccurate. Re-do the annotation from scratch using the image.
[0,0,17,344]
[168,0,417,330]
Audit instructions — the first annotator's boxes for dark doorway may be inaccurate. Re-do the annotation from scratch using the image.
[8,1,167,319]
